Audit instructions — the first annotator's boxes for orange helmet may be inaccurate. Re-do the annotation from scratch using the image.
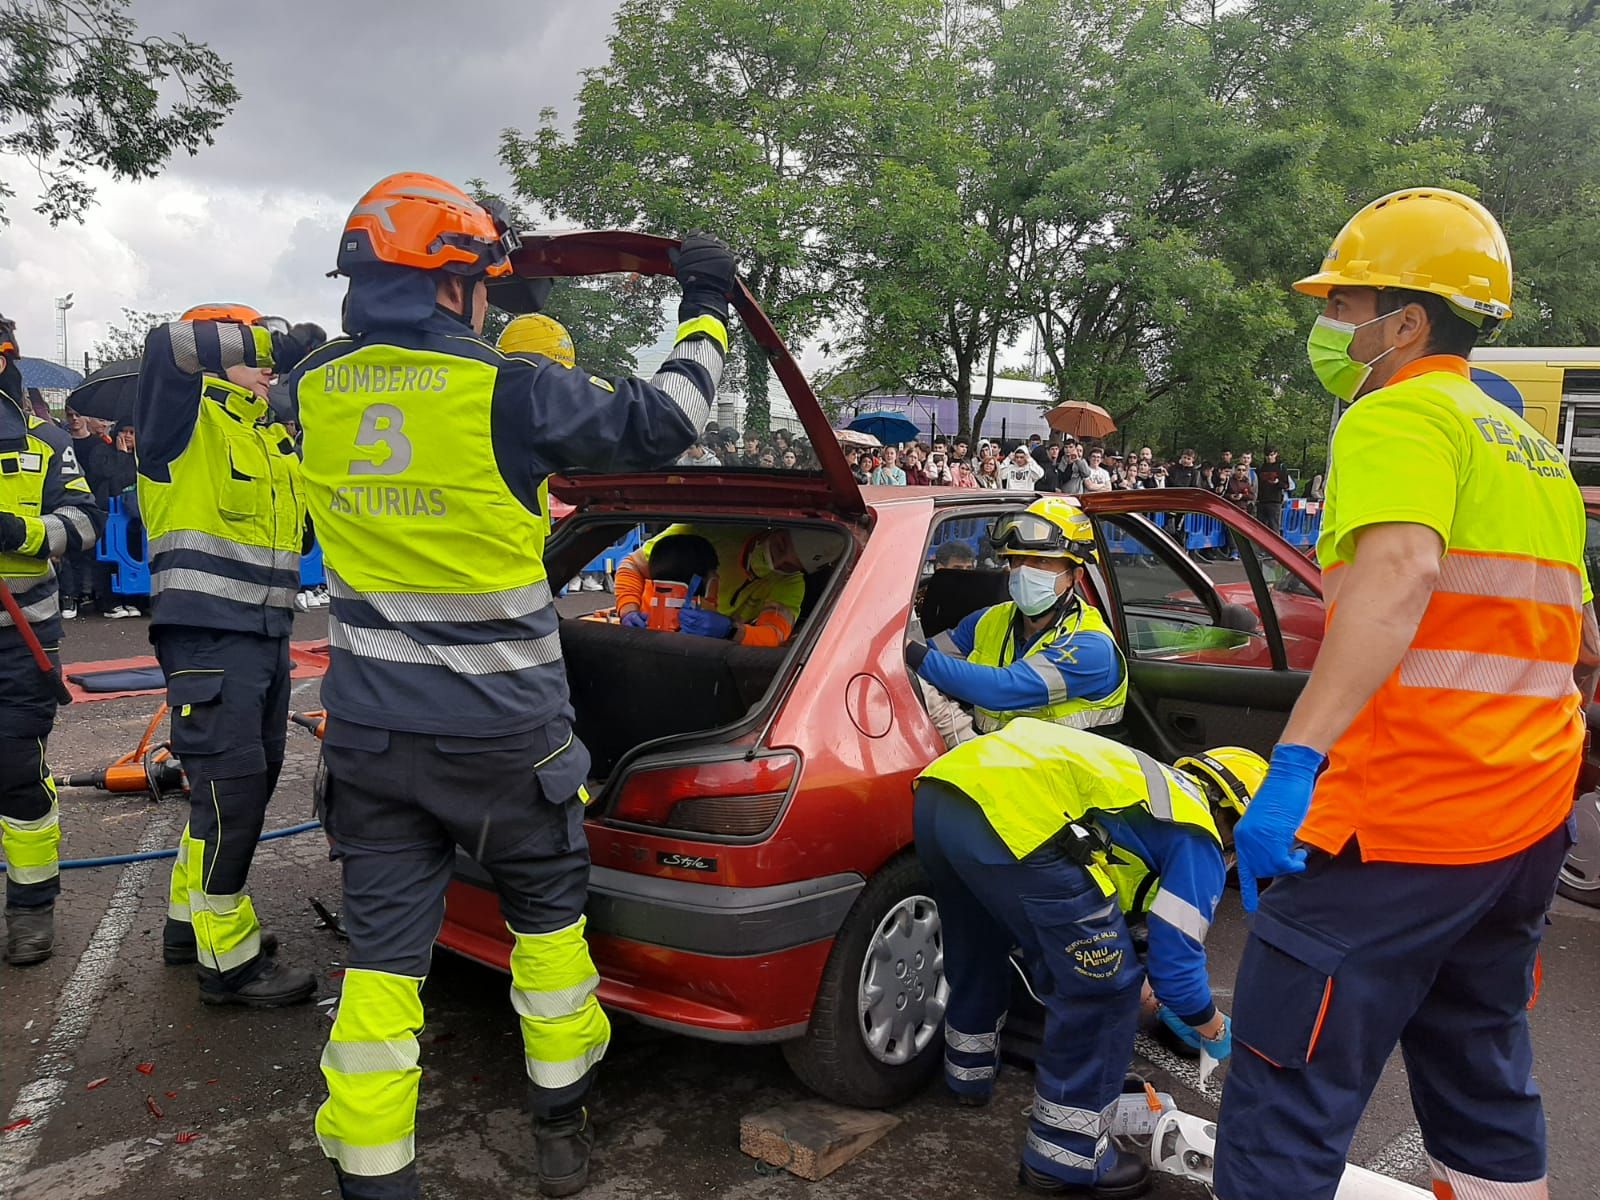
[181,302,262,323]
[336,172,519,278]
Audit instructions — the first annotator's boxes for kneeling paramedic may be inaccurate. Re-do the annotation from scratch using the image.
[915,719,1262,1197]
[134,304,326,1002]
[906,497,1126,746]
[291,172,736,1200]
[1,323,103,964]
[1216,188,1598,1200]
[613,523,837,645]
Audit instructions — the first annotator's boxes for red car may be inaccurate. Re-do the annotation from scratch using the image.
[434,231,1330,1105]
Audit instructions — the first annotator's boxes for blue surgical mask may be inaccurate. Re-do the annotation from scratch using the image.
[1008,564,1063,616]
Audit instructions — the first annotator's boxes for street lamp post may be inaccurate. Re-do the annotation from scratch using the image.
[54,294,74,367]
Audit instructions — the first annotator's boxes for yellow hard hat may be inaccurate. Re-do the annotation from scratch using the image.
[1294,187,1512,326]
[1174,746,1269,815]
[497,313,575,367]
[990,496,1097,563]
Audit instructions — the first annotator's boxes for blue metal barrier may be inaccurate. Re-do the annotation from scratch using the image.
[1278,501,1322,549]
[300,541,325,587]
[1183,513,1226,553]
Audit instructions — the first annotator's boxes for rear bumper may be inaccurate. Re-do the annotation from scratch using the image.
[437,855,862,1041]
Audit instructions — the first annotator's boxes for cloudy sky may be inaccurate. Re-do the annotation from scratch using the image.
[0,0,623,371]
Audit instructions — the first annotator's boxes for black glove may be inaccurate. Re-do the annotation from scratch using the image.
[669,232,737,323]
[0,512,27,552]
[271,323,328,374]
[904,639,929,672]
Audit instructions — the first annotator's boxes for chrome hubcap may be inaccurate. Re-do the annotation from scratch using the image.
[1561,788,1600,894]
[858,894,948,1065]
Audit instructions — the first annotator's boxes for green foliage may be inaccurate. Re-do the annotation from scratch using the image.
[0,0,239,225]
[90,307,176,366]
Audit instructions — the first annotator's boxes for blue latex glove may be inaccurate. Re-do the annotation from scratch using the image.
[620,610,648,629]
[679,605,735,639]
[1158,1006,1231,1063]
[1233,742,1325,912]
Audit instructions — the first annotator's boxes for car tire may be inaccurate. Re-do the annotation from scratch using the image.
[782,853,947,1108]
[1558,784,1600,908]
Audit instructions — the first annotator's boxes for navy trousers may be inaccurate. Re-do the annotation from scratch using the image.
[914,779,1143,1187]
[1215,820,1572,1200]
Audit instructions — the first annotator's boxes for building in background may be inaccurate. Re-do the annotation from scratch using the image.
[843,377,1055,445]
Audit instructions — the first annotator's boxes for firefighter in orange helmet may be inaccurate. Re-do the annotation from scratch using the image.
[293,172,736,1200]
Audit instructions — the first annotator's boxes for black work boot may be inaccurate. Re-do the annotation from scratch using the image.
[1019,1144,1151,1198]
[5,904,55,966]
[199,957,316,1008]
[535,1107,595,1197]
[163,917,279,965]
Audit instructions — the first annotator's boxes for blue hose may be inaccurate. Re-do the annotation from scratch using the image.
[1,819,323,872]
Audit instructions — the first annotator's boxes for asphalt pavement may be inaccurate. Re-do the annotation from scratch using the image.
[3,607,1598,1200]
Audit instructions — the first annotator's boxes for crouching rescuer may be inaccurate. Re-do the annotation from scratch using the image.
[293,173,735,1199]
[914,720,1262,1197]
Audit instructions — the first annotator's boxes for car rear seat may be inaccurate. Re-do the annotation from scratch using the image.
[559,618,786,775]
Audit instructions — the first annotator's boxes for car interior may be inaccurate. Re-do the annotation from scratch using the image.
[548,517,849,779]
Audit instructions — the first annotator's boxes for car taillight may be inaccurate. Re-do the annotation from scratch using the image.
[609,752,799,836]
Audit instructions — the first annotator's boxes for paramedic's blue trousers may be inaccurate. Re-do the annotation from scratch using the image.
[1215,821,1571,1200]
[914,779,1142,1188]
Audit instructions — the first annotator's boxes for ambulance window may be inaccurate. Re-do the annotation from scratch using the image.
[1097,515,1274,670]
[1585,516,1600,602]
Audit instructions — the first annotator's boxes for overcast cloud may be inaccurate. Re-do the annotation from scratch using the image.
[0,0,622,369]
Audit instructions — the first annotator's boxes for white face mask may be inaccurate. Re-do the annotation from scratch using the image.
[1008,564,1064,616]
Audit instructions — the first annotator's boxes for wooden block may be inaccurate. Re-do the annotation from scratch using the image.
[739,1100,902,1181]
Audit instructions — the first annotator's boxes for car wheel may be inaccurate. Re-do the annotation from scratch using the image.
[1558,786,1600,907]
[782,853,948,1107]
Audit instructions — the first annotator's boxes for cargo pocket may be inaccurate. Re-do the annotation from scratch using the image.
[220,436,266,519]
[1023,881,1139,996]
[1231,909,1347,1069]
[166,669,225,757]
[530,720,593,809]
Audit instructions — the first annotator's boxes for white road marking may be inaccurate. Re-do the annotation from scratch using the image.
[0,812,176,1191]
[1132,1032,1218,1101]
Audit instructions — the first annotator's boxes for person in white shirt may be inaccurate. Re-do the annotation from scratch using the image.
[998,445,1046,490]
[1083,448,1113,492]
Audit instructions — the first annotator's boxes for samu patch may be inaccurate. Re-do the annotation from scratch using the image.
[1067,929,1125,980]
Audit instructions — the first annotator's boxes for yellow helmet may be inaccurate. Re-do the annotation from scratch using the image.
[1294,187,1512,326]
[990,496,1097,564]
[497,313,575,367]
[1175,746,1269,815]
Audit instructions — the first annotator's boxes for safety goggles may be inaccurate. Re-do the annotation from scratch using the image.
[989,512,1094,561]
[435,199,522,276]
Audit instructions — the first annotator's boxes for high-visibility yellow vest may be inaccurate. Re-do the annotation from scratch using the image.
[137,377,305,635]
[0,415,55,581]
[297,341,560,734]
[917,718,1219,896]
[969,599,1128,732]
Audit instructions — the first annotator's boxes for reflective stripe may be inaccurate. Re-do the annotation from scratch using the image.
[5,860,60,884]
[930,630,962,656]
[1427,1157,1547,1199]
[0,576,58,624]
[972,701,1125,734]
[3,808,59,834]
[525,1040,607,1090]
[1020,655,1071,705]
[168,897,191,921]
[945,1062,996,1082]
[327,571,552,623]
[1436,552,1582,611]
[1398,649,1575,700]
[60,505,98,545]
[1025,1131,1108,1172]
[1147,889,1211,942]
[331,617,564,676]
[1132,750,1174,820]
[651,368,712,428]
[167,834,191,922]
[151,566,298,609]
[149,529,289,569]
[945,1025,999,1054]
[316,1131,417,1177]
[665,329,728,369]
[40,513,68,557]
[322,1038,423,1076]
[510,974,600,1021]
[1,778,60,883]
[1031,1096,1114,1137]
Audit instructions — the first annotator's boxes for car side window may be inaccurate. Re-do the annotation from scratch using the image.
[1097,514,1275,669]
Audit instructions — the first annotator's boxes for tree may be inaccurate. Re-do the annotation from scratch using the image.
[501,0,943,434]
[91,307,176,366]
[0,0,239,225]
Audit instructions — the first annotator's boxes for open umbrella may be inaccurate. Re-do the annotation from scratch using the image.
[67,359,141,425]
[1045,400,1116,440]
[834,427,882,449]
[847,409,921,446]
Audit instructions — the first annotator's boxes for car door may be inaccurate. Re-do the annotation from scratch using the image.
[1078,489,1325,760]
